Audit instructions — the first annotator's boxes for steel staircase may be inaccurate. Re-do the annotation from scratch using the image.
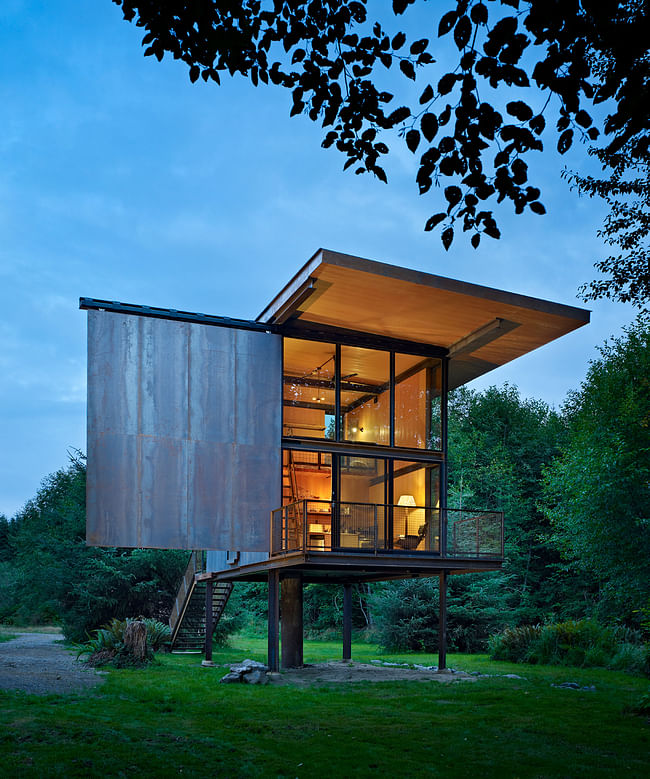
[168,551,234,652]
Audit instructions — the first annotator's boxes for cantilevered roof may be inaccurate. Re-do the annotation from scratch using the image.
[257,249,590,389]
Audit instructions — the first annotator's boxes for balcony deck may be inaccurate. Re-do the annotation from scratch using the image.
[205,500,504,584]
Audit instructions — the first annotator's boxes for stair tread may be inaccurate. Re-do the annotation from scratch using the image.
[170,576,234,650]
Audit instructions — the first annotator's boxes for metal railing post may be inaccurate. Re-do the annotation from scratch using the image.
[303,500,308,552]
[283,506,287,552]
[373,504,378,553]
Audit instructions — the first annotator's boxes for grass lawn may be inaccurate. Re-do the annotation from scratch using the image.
[0,633,648,778]
[0,624,62,635]
[0,624,61,643]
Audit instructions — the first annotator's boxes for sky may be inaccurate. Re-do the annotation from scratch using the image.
[0,1,638,519]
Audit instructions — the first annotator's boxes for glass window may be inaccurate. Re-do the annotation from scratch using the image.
[340,345,390,445]
[282,449,332,506]
[394,355,442,449]
[339,456,386,549]
[392,461,440,552]
[283,338,335,439]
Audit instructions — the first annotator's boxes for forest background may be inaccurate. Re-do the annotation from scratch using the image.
[1,315,648,671]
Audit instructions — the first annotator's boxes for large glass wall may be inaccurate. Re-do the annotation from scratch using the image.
[278,449,441,552]
[392,461,440,552]
[340,345,390,445]
[283,338,443,452]
[339,456,386,549]
[283,338,335,439]
[394,354,442,449]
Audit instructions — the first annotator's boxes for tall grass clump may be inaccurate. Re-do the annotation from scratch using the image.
[489,619,649,675]
[488,624,542,663]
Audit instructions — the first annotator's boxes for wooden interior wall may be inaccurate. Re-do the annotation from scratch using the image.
[344,392,390,444]
[283,405,327,437]
[395,370,427,448]
[295,470,331,501]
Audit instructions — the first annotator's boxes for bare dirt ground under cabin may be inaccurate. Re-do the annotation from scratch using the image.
[267,661,478,686]
[0,632,105,695]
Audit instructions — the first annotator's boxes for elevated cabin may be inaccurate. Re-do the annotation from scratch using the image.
[81,249,589,669]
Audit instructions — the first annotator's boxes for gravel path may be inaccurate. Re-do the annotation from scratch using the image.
[0,632,105,695]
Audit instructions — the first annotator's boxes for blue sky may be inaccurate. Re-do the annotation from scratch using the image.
[0,1,636,518]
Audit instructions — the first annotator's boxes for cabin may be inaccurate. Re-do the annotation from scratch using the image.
[81,249,589,670]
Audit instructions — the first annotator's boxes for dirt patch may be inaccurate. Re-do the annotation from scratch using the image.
[267,661,479,686]
[0,632,105,695]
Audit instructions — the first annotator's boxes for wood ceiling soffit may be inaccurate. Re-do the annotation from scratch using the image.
[448,318,521,358]
[268,277,322,325]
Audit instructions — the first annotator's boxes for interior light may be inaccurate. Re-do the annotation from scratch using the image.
[398,494,417,507]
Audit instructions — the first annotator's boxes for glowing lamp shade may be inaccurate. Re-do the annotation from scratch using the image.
[397,494,416,507]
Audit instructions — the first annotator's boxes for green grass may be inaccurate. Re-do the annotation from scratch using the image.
[0,633,16,644]
[0,624,62,635]
[0,634,648,778]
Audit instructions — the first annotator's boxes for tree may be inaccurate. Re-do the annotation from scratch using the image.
[112,0,648,263]
[448,384,568,620]
[542,315,650,621]
[6,454,187,639]
[0,515,10,563]
[564,144,650,308]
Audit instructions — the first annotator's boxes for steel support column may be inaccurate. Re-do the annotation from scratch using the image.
[440,356,449,557]
[281,573,303,669]
[204,578,213,664]
[438,570,447,671]
[343,583,352,661]
[268,570,280,672]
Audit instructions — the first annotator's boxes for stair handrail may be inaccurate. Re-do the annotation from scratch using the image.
[169,550,204,640]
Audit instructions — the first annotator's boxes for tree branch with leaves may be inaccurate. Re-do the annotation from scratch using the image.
[113,0,649,297]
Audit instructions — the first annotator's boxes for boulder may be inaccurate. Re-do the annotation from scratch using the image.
[220,658,270,684]
[230,659,269,675]
[242,669,269,685]
[220,672,242,684]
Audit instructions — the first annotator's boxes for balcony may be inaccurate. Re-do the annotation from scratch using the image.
[270,500,503,561]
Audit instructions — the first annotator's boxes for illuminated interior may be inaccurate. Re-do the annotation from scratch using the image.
[283,338,442,449]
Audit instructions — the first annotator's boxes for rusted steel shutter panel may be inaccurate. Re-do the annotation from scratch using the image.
[86,310,281,550]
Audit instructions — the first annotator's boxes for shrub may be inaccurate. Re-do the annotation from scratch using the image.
[370,579,439,652]
[630,689,650,716]
[609,643,650,676]
[77,617,171,668]
[529,620,614,665]
[489,619,649,675]
[488,624,542,663]
[212,611,245,647]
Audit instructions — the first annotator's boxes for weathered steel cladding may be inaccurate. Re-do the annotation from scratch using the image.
[87,310,281,550]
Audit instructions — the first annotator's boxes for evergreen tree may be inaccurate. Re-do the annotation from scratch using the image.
[543,315,650,621]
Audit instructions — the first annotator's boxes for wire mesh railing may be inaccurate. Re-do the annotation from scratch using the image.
[446,508,504,559]
[270,501,503,559]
